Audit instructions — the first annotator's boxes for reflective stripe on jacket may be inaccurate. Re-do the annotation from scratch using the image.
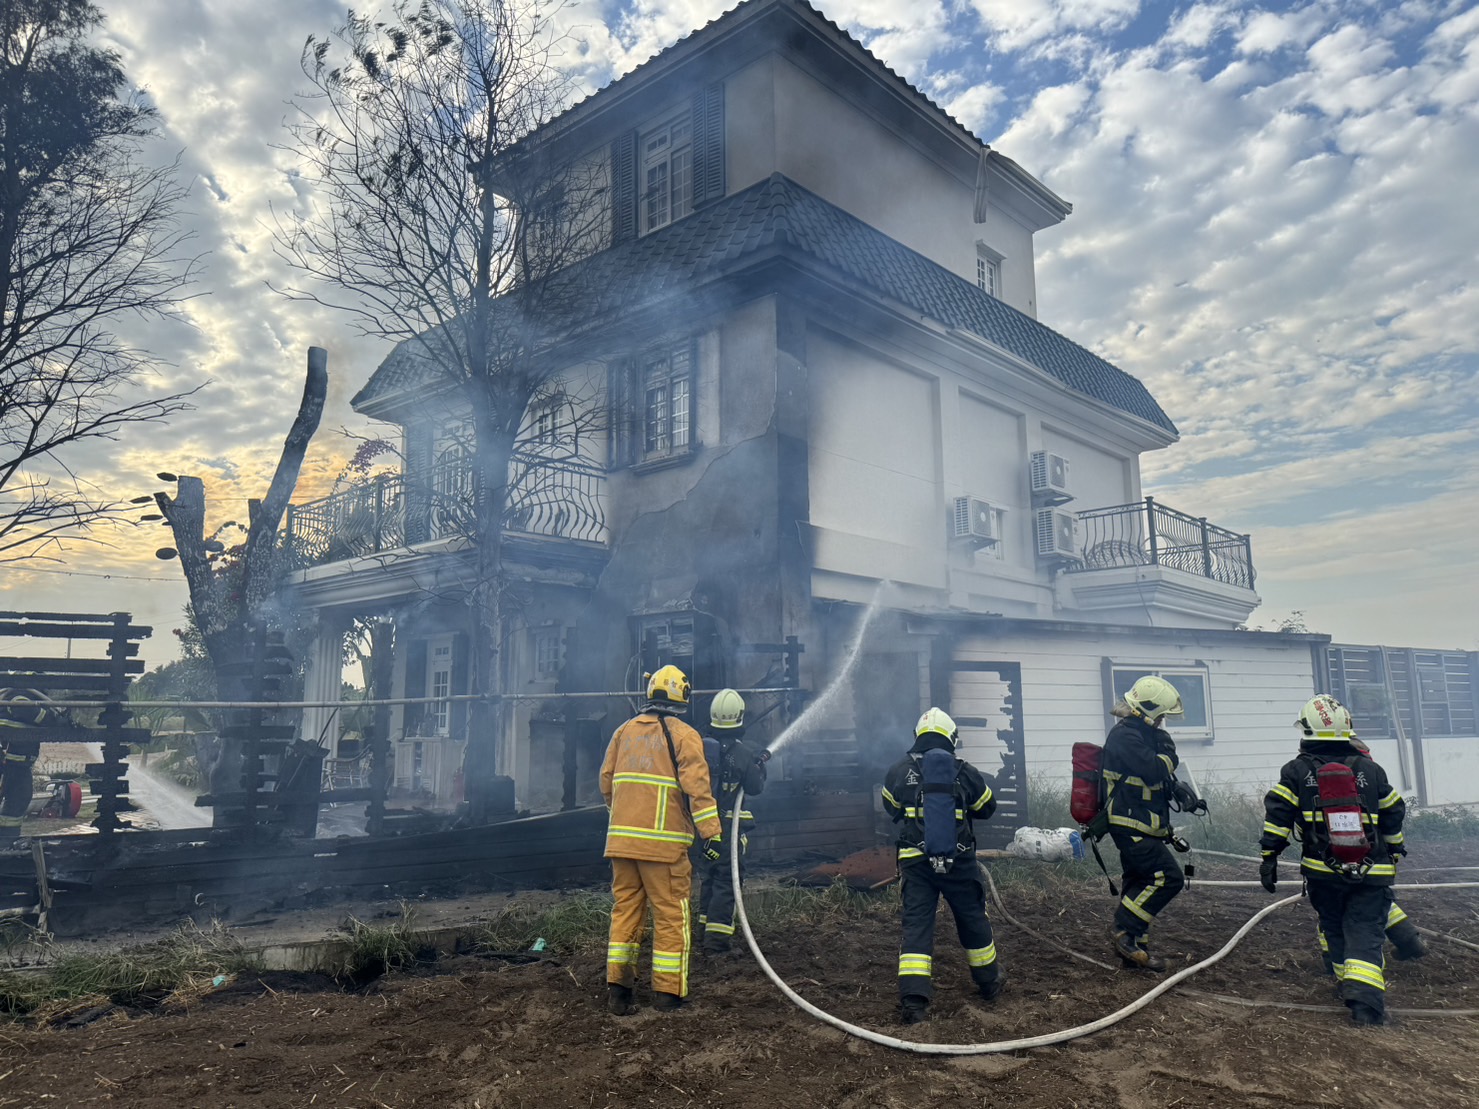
[1102,716,1178,838]
[703,734,766,826]
[1260,740,1405,885]
[601,713,721,862]
[880,736,995,862]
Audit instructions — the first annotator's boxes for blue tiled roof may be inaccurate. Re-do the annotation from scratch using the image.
[353,174,1176,435]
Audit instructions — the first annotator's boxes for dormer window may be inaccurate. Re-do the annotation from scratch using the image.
[640,113,693,234]
[976,243,1004,299]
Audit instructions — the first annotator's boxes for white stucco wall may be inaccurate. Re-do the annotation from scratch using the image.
[1041,425,1135,511]
[806,331,944,590]
[951,630,1320,797]
[723,55,1039,315]
[806,325,1178,622]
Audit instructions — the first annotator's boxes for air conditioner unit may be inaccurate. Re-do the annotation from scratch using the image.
[1030,451,1072,504]
[1035,508,1077,559]
[951,496,999,545]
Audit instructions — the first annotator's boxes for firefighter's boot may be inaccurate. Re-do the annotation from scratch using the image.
[606,984,634,1016]
[899,995,929,1025]
[653,991,684,1013]
[1351,1002,1386,1027]
[1389,920,1427,960]
[1112,929,1166,972]
[977,967,1006,1003]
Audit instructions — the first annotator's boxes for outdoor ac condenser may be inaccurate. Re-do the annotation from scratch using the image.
[1030,451,1072,503]
[1035,508,1077,559]
[951,496,999,545]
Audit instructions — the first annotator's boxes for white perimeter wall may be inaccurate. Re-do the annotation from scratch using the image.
[950,630,1319,797]
[1407,738,1479,807]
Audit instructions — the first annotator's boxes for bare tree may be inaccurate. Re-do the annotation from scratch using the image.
[0,0,199,561]
[275,0,610,820]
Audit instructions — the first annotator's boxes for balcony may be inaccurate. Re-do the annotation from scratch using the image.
[286,453,608,568]
[1063,497,1259,628]
[1071,497,1254,588]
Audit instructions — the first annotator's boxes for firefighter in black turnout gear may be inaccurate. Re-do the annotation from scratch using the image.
[697,689,767,954]
[1314,734,1425,966]
[881,708,1002,1025]
[1103,676,1205,971]
[1261,695,1406,1026]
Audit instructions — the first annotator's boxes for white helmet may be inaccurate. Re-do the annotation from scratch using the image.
[915,707,959,747]
[1124,676,1184,721]
[1297,694,1353,739]
[710,688,745,730]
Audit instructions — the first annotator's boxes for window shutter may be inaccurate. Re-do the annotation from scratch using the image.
[608,357,634,468]
[611,131,637,243]
[405,422,433,544]
[691,84,725,208]
[404,638,428,737]
[449,632,470,740]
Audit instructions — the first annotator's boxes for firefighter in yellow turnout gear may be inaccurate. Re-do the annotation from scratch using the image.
[601,665,722,1014]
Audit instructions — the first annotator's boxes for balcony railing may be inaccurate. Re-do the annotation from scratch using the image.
[1071,497,1255,590]
[286,453,608,566]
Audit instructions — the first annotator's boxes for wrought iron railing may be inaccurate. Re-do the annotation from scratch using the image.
[286,453,608,566]
[1071,497,1255,589]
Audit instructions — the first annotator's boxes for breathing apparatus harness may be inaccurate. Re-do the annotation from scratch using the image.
[918,746,967,874]
[1305,753,1377,882]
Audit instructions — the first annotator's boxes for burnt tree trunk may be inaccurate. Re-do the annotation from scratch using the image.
[156,348,329,819]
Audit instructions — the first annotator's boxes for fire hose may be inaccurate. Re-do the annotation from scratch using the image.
[727,794,1479,1052]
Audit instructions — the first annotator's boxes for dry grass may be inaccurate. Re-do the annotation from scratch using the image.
[333,902,428,980]
[0,920,258,1020]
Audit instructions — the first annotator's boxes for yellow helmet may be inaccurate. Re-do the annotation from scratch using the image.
[710,688,745,729]
[915,707,959,747]
[1124,676,1184,721]
[645,664,691,706]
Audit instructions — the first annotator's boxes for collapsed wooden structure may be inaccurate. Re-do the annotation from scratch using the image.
[0,608,1029,939]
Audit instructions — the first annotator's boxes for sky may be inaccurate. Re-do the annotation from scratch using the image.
[4,0,1477,663]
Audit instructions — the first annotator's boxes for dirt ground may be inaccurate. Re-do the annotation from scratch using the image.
[4,847,1479,1109]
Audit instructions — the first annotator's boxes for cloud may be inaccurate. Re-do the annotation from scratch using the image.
[8,0,1478,661]
[966,0,1143,54]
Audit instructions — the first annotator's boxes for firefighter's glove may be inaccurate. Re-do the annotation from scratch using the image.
[1259,855,1278,893]
[1388,842,1407,860]
[1171,781,1202,813]
[701,838,723,863]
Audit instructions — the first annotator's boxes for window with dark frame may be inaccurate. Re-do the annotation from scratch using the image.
[611,85,723,246]
[612,340,695,467]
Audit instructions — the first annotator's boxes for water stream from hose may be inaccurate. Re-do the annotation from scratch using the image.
[765,582,894,756]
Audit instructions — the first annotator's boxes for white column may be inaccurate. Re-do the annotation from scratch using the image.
[302,616,347,754]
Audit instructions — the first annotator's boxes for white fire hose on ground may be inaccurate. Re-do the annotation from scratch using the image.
[726,796,1479,1052]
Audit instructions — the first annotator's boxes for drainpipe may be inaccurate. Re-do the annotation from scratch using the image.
[1144,497,1159,566]
[1381,647,1421,804]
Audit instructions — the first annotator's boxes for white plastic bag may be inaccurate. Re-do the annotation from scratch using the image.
[1006,825,1085,861]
